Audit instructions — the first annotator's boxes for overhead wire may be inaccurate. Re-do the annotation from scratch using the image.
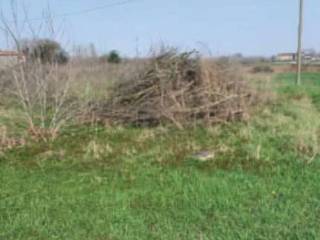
[12,0,140,22]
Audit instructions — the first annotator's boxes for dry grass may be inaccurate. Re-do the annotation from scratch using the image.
[0,126,25,152]
[67,58,147,99]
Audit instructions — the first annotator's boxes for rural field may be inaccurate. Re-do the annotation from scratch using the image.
[1,63,320,239]
[1,1,320,239]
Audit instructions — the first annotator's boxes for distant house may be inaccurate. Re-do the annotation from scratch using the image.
[302,50,320,63]
[0,50,25,70]
[275,53,296,62]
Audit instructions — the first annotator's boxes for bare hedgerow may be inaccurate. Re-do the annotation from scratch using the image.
[95,48,252,129]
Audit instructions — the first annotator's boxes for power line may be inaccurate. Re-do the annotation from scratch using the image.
[16,0,140,22]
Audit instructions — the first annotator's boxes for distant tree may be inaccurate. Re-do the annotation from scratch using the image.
[107,50,122,64]
[21,39,69,64]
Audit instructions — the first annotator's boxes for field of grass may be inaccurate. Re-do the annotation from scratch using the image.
[1,72,320,239]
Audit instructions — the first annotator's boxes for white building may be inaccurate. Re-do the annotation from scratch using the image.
[275,53,296,62]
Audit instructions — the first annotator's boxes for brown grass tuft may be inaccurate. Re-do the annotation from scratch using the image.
[0,126,25,152]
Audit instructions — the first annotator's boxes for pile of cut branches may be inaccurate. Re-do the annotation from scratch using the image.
[96,49,251,128]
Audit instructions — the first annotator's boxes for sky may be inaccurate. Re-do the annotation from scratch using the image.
[0,0,319,57]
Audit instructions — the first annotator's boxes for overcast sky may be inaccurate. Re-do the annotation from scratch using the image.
[0,0,319,56]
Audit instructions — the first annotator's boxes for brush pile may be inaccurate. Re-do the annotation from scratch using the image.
[96,49,251,128]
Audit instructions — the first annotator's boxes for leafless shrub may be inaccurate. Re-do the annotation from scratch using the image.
[0,1,77,141]
[95,48,252,128]
[10,61,79,141]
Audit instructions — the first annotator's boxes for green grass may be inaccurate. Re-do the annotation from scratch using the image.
[276,72,320,110]
[1,72,320,239]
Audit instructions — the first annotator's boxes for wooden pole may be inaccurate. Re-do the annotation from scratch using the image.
[296,0,304,85]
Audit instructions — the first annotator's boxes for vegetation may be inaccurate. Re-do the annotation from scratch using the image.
[1,2,319,239]
[98,50,250,128]
[100,50,122,64]
[251,65,274,74]
[1,72,320,239]
[22,39,69,64]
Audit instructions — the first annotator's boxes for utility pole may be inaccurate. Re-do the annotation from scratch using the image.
[296,0,304,85]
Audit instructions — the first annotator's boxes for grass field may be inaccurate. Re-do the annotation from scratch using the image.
[1,72,320,239]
